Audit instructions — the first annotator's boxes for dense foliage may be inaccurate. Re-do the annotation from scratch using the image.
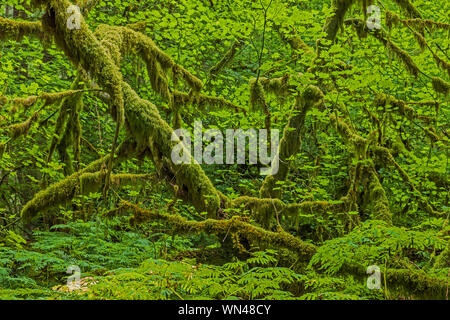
[0,0,448,300]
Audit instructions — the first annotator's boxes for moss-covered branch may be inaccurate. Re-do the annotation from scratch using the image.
[272,22,314,56]
[229,196,358,230]
[329,115,392,224]
[21,139,138,222]
[259,85,324,198]
[173,90,246,114]
[40,0,125,125]
[0,17,44,41]
[374,146,441,217]
[5,89,88,114]
[209,40,243,77]
[344,18,420,77]
[121,82,222,217]
[392,0,421,19]
[94,24,203,95]
[322,0,361,41]
[114,200,317,260]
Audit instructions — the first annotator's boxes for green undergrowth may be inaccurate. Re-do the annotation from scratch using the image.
[1,215,447,300]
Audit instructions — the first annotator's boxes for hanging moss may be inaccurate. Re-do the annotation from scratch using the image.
[5,112,39,139]
[173,90,246,114]
[345,18,420,77]
[323,0,356,41]
[41,0,124,126]
[328,115,392,224]
[392,0,422,18]
[95,24,203,95]
[260,85,324,198]
[432,55,450,77]
[285,31,313,54]
[387,9,449,32]
[21,139,138,222]
[231,196,285,229]
[249,79,267,112]
[363,163,393,224]
[8,90,84,114]
[77,0,100,15]
[0,17,45,42]
[0,95,7,106]
[432,77,450,96]
[231,195,359,231]
[43,77,86,176]
[209,40,243,77]
[374,92,427,122]
[330,114,368,158]
[411,29,427,51]
[259,74,291,97]
[386,10,401,31]
[71,91,84,171]
[272,22,314,58]
[122,82,221,217]
[0,141,7,159]
[433,241,450,268]
[374,146,440,217]
[79,170,156,195]
[404,18,450,32]
[116,200,317,260]
[374,93,442,142]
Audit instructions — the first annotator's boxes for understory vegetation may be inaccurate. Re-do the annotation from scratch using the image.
[0,0,448,300]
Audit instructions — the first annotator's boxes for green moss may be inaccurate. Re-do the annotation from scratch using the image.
[231,196,285,229]
[432,77,450,96]
[363,163,392,224]
[118,200,317,260]
[122,82,221,217]
[249,79,267,112]
[209,40,243,77]
[260,85,324,198]
[46,77,85,175]
[96,24,202,97]
[392,0,422,18]
[235,190,358,231]
[386,10,401,31]
[374,146,440,217]
[387,269,447,298]
[5,112,39,139]
[345,18,420,77]
[403,18,450,32]
[322,0,363,41]
[0,140,7,159]
[41,0,124,126]
[330,114,368,158]
[434,241,450,269]
[21,139,138,221]
[0,17,44,42]
[173,90,246,114]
